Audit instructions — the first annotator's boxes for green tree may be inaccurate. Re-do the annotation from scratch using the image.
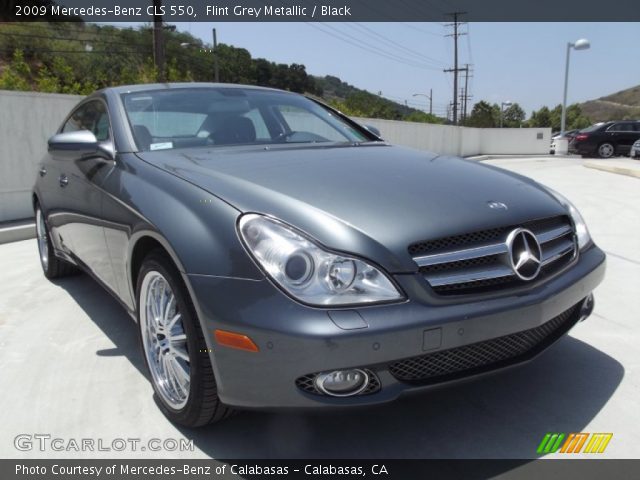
[466,101,497,127]
[528,104,591,131]
[564,104,592,130]
[0,49,31,90]
[502,103,526,127]
[404,111,444,124]
[528,106,552,128]
[36,66,60,93]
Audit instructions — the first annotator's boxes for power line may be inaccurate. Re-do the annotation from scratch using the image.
[0,48,147,55]
[0,31,147,48]
[401,23,444,37]
[346,23,446,67]
[465,24,474,65]
[306,23,443,71]
[0,22,141,41]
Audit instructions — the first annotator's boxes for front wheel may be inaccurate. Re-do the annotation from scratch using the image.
[598,142,615,159]
[137,250,233,427]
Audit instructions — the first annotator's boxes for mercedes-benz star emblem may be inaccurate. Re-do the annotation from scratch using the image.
[506,228,542,281]
[487,201,508,210]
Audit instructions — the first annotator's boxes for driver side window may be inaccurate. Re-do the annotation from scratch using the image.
[62,101,111,141]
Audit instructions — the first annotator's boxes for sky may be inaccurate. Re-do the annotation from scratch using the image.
[107,22,640,117]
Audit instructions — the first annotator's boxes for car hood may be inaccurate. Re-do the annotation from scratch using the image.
[137,144,566,273]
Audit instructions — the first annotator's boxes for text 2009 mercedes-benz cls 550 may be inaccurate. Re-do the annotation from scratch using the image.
[33,83,605,427]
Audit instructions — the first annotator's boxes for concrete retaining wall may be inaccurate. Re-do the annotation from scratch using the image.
[354,117,551,157]
[0,90,83,222]
[0,90,550,223]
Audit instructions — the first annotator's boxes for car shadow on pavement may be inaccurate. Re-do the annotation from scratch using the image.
[52,274,146,376]
[55,273,624,461]
[180,334,623,460]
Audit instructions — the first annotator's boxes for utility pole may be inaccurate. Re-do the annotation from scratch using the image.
[444,12,467,125]
[152,0,165,82]
[461,64,473,122]
[212,28,220,82]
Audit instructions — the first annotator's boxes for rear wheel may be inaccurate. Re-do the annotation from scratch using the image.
[137,250,233,427]
[35,205,77,279]
[597,142,615,159]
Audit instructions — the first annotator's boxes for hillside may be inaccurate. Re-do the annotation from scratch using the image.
[579,84,640,122]
[0,22,434,122]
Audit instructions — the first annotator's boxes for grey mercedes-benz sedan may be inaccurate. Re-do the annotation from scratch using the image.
[33,83,605,427]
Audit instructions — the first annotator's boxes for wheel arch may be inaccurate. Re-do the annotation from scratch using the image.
[128,231,189,311]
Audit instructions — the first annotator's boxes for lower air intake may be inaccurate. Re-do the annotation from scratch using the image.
[389,302,580,384]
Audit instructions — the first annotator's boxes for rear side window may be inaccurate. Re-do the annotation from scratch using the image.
[62,100,111,141]
[579,123,605,133]
[607,123,635,132]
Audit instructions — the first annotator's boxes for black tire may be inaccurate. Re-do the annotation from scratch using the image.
[136,249,233,427]
[597,142,615,159]
[35,205,78,279]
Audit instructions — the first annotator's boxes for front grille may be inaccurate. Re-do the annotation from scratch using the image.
[295,369,381,396]
[410,216,577,295]
[389,303,580,384]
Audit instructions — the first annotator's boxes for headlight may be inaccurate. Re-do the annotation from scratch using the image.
[546,188,591,250]
[238,214,404,306]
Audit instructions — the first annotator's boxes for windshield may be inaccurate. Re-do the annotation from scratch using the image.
[121,87,370,152]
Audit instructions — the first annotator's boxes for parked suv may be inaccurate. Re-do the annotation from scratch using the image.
[569,121,640,158]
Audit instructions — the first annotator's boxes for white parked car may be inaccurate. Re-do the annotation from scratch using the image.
[630,139,640,159]
[550,130,578,155]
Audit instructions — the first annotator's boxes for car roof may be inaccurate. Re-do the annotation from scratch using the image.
[98,82,291,95]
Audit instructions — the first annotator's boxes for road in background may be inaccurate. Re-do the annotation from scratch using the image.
[0,157,637,459]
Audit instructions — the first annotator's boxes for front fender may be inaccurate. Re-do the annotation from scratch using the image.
[100,154,264,309]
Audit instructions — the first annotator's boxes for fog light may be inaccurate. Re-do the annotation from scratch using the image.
[315,369,369,397]
[579,294,594,321]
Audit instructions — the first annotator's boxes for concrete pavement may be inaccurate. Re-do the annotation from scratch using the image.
[0,156,638,460]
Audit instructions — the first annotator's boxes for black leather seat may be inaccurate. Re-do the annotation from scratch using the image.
[132,124,153,151]
[212,117,256,145]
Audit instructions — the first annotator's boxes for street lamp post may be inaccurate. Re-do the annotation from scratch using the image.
[561,38,590,136]
[500,101,512,128]
[412,89,433,115]
[212,28,220,83]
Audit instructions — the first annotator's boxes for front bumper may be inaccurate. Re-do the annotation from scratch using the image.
[187,245,606,409]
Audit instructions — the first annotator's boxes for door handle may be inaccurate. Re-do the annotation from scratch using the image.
[39,167,47,177]
[59,174,69,188]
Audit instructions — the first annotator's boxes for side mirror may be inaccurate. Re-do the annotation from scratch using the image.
[48,130,114,161]
[365,124,382,138]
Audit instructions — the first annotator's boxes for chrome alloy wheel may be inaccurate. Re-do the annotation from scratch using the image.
[598,143,614,158]
[36,208,49,271]
[139,271,191,409]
